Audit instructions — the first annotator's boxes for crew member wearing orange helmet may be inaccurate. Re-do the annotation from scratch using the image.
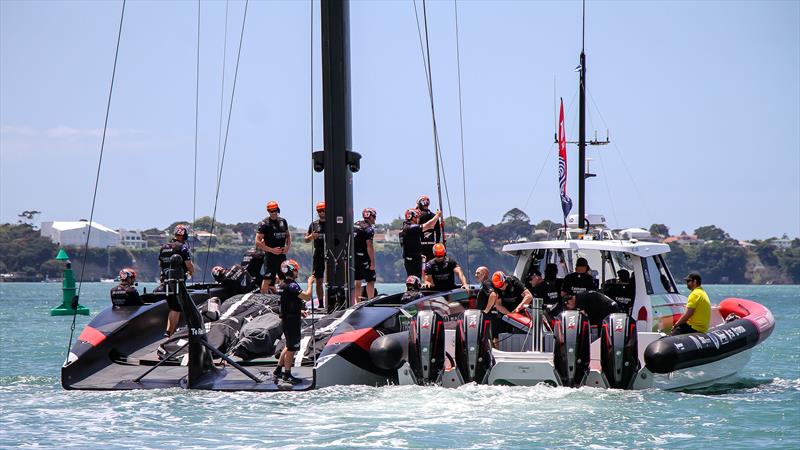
[400,208,442,277]
[416,195,441,261]
[487,270,533,336]
[256,201,291,294]
[423,243,470,294]
[110,268,142,307]
[273,259,315,385]
[304,201,326,308]
[353,207,378,303]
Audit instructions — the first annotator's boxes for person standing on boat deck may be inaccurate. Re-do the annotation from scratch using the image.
[400,208,442,277]
[353,207,378,303]
[561,257,596,299]
[305,201,326,308]
[423,243,470,294]
[416,195,441,261]
[514,264,563,317]
[158,224,194,337]
[671,272,711,335]
[273,259,314,384]
[474,266,500,348]
[110,268,142,307]
[256,201,291,294]
[603,269,635,316]
[487,271,533,333]
[401,275,424,303]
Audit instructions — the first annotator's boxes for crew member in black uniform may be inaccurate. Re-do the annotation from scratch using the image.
[110,268,142,307]
[561,257,597,298]
[401,275,424,303]
[416,195,441,261]
[602,269,635,316]
[158,224,194,337]
[565,291,621,328]
[256,200,291,294]
[353,207,377,303]
[423,243,470,294]
[514,263,563,318]
[400,208,442,278]
[305,201,326,308]
[488,271,533,334]
[474,266,500,348]
[273,259,314,385]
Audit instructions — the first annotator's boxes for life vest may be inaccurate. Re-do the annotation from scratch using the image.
[110,284,142,307]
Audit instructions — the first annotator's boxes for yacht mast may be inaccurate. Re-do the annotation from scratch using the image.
[316,0,360,312]
[578,0,587,229]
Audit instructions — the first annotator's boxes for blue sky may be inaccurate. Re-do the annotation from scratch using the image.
[1,0,798,240]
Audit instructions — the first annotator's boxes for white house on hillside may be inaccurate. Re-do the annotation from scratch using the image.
[118,229,146,249]
[41,220,120,248]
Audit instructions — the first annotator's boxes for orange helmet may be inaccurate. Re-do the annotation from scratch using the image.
[174,224,188,237]
[405,208,420,221]
[433,243,446,258]
[119,268,137,282]
[417,195,430,208]
[362,207,377,220]
[491,271,506,289]
[281,259,300,276]
[316,201,326,212]
[266,201,280,212]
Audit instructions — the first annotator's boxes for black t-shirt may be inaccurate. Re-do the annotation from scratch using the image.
[400,221,423,258]
[353,220,375,259]
[279,279,305,320]
[493,275,528,311]
[562,272,596,296]
[575,291,620,326]
[257,217,289,248]
[532,279,563,306]
[418,208,440,246]
[476,279,494,311]
[424,257,460,291]
[110,284,141,306]
[603,282,634,310]
[307,219,326,258]
[158,239,192,276]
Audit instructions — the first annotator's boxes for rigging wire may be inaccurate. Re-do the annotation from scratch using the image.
[308,0,317,368]
[216,0,230,187]
[202,0,249,282]
[192,0,200,244]
[453,0,469,274]
[65,0,126,360]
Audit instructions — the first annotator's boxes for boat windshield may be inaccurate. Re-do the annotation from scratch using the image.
[641,255,678,294]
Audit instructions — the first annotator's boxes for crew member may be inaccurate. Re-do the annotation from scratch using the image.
[564,291,621,328]
[416,195,441,261]
[353,207,377,303]
[305,201,326,308]
[401,275,424,303]
[256,200,291,294]
[474,266,499,348]
[602,269,635,315]
[423,243,469,294]
[273,259,314,385]
[561,257,596,298]
[159,224,194,337]
[110,268,141,307]
[487,271,532,334]
[515,263,562,316]
[400,208,442,277]
[671,272,711,335]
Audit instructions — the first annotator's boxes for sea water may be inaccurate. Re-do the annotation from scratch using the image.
[1,283,798,449]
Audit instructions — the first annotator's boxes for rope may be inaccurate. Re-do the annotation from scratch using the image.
[65,0,126,360]
[453,0,469,274]
[308,0,317,369]
[192,0,200,246]
[216,0,230,187]
[202,0,249,282]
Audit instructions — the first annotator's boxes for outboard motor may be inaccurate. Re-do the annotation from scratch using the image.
[408,310,445,384]
[455,310,493,383]
[553,310,591,387]
[600,313,639,389]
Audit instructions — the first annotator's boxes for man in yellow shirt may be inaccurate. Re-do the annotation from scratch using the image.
[671,272,711,335]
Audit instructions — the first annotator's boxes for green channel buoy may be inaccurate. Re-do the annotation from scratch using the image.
[50,248,90,316]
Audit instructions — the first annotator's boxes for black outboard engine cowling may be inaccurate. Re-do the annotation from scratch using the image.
[408,310,445,384]
[553,310,591,387]
[455,309,493,383]
[600,313,639,389]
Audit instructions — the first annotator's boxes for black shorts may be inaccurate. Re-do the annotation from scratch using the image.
[421,243,435,262]
[156,284,183,312]
[313,254,325,279]
[489,312,502,339]
[404,256,422,278]
[282,318,302,351]
[262,254,287,284]
[354,256,376,282]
